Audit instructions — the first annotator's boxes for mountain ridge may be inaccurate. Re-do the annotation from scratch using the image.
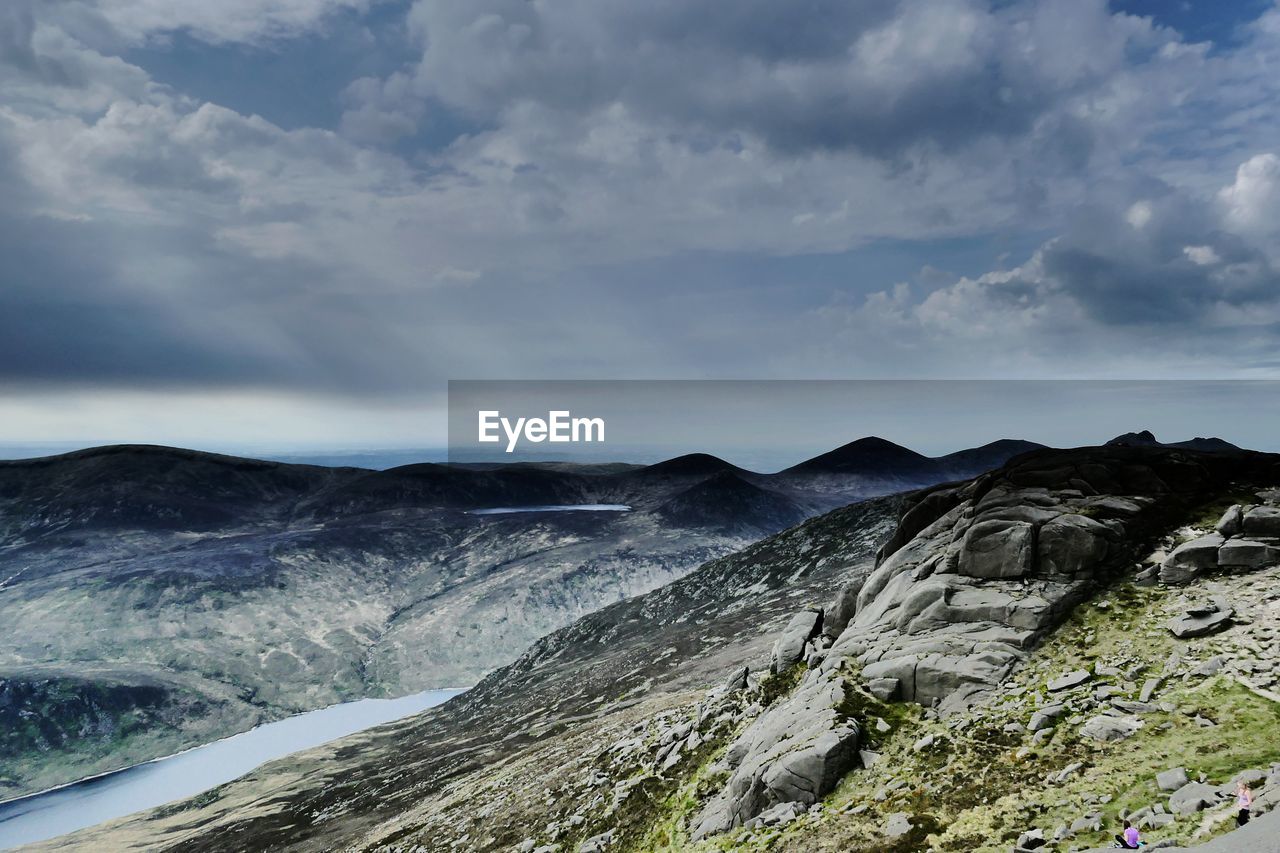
[39,441,1280,852]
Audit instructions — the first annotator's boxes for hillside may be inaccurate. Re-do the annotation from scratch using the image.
[39,442,1280,852]
[0,437,1030,799]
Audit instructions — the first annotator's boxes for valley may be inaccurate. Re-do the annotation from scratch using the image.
[0,438,1031,801]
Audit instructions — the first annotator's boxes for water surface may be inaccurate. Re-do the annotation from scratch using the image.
[469,504,631,515]
[0,688,462,850]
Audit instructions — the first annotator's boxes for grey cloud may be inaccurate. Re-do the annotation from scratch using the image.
[406,0,1168,160]
[3,0,1280,406]
[828,153,1280,377]
[0,3,77,85]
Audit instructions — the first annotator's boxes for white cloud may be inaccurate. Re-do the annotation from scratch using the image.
[1126,201,1153,229]
[1183,245,1220,265]
[1219,153,1280,251]
[819,150,1280,376]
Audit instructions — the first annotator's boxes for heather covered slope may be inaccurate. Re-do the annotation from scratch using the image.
[35,442,1280,853]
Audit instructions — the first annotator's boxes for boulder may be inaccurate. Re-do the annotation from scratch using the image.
[1218,537,1280,569]
[1080,714,1143,742]
[1243,506,1280,537]
[822,580,863,639]
[1016,827,1046,850]
[771,609,822,673]
[1160,533,1224,584]
[1037,514,1111,576]
[1215,504,1244,537]
[746,801,806,828]
[958,520,1035,579]
[1029,703,1066,731]
[1191,656,1225,676]
[1168,781,1219,814]
[1156,767,1189,791]
[722,666,749,693]
[866,677,900,701]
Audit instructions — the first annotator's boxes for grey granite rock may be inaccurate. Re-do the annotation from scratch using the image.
[1160,534,1225,584]
[1168,606,1233,639]
[1048,670,1092,692]
[771,609,822,673]
[691,667,860,838]
[959,519,1035,579]
[1169,781,1220,814]
[1157,767,1189,791]
[1080,714,1143,742]
[1215,504,1244,537]
[1242,506,1280,537]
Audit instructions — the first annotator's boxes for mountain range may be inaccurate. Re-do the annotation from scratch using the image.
[26,436,1280,852]
[0,434,1041,798]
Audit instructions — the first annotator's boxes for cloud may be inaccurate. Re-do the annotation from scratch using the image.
[70,0,376,46]
[403,0,1176,161]
[3,0,1280,411]
[339,73,424,144]
[1219,153,1280,252]
[821,150,1280,375]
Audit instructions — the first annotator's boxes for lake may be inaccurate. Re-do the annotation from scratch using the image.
[469,504,631,515]
[0,688,463,850]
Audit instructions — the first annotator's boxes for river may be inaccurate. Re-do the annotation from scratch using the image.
[0,687,463,850]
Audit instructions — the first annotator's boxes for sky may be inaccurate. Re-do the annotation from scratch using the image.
[3,0,1280,452]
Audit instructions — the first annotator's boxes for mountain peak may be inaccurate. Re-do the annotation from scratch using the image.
[1106,431,1239,452]
[784,436,931,475]
[1106,430,1160,447]
[637,453,743,477]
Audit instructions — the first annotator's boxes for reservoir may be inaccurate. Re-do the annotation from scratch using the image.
[0,688,462,850]
[469,503,631,515]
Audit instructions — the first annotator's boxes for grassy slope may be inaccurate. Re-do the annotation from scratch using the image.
[674,569,1280,852]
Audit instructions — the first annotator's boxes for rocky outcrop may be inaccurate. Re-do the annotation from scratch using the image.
[1161,504,1280,583]
[692,665,860,838]
[689,446,1280,837]
[829,448,1280,714]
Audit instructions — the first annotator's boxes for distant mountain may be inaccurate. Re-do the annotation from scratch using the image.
[783,436,935,477]
[1106,430,1240,452]
[656,471,807,534]
[778,436,1045,497]
[0,439,926,798]
[634,452,746,478]
[933,438,1045,473]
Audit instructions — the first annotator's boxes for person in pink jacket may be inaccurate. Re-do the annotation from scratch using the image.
[1115,818,1141,848]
